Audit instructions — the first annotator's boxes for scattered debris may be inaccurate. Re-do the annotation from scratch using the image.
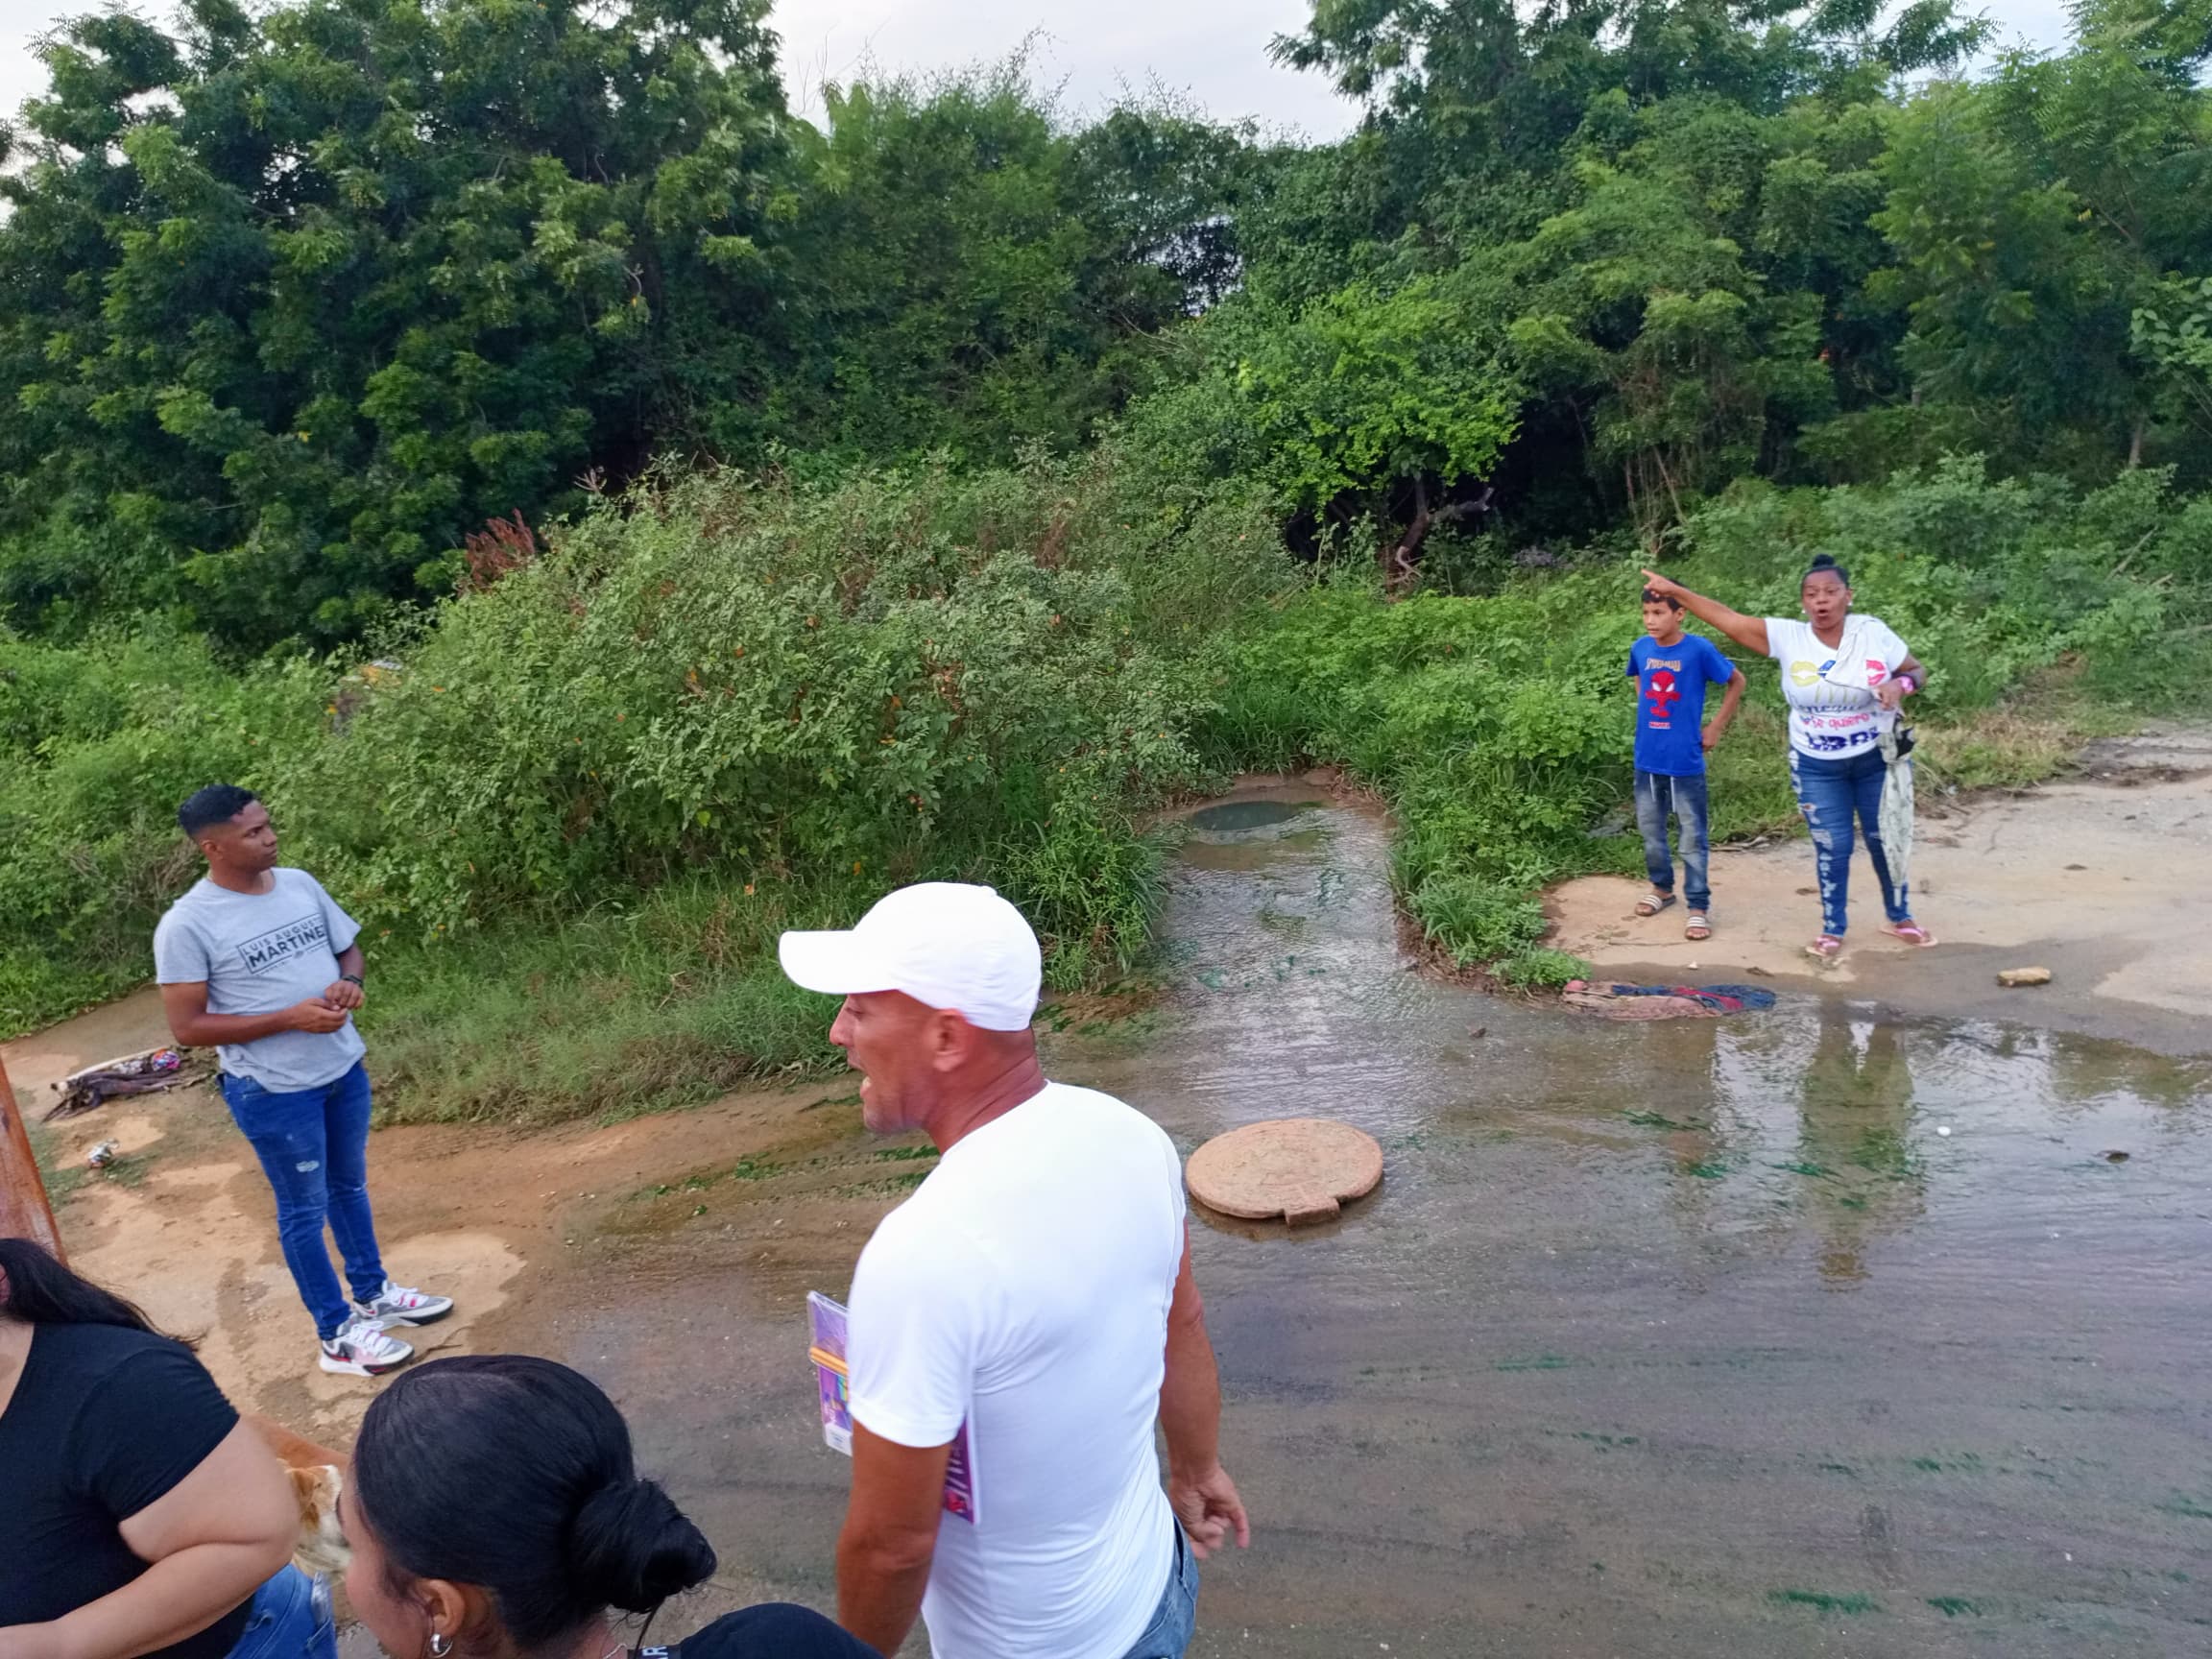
[1467,1025,1486,1040]
[1562,982,1778,1021]
[46,1046,204,1121]
[2101,1150,2130,1164]
[1997,966,2053,988]
[86,1141,118,1168]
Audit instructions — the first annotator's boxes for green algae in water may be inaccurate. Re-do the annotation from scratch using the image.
[1770,1589,1882,1615]
[1927,1597,1983,1617]
[1623,1109,1708,1130]
[1186,800,1320,833]
[1494,1353,1581,1371]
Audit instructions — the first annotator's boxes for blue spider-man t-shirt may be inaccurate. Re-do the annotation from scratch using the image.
[1625,634,1736,777]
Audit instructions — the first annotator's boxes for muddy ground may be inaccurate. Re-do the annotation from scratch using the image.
[8,745,2210,1657]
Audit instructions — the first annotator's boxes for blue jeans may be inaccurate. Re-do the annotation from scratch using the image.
[1118,1523,1200,1659]
[1790,748,1910,937]
[1633,770,1711,912]
[227,1568,336,1659]
[222,1062,386,1340]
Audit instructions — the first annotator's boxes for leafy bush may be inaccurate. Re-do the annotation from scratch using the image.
[0,454,1286,1064]
[292,459,1268,962]
[1494,949,1592,989]
[0,630,322,1032]
[1682,458,2203,708]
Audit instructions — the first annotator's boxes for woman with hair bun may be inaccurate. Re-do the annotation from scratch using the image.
[342,1356,876,1659]
[1641,555,1936,958]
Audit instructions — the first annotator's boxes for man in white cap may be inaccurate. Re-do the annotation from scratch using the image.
[781,882,1249,1659]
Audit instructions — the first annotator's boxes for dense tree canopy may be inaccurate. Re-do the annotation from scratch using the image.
[3,0,2210,644]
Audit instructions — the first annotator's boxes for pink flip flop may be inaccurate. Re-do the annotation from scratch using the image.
[1882,922,1937,948]
[1806,934,1843,960]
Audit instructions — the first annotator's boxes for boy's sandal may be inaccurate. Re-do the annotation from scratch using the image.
[1685,913,1711,941]
[1806,935,1843,960]
[1882,921,1938,948]
[1635,892,1677,917]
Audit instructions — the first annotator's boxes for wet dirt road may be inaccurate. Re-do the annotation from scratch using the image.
[22,784,2212,1656]
[478,786,2212,1656]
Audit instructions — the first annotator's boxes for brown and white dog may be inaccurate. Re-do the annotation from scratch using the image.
[247,1414,350,1575]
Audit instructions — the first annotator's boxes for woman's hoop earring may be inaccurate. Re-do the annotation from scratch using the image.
[430,1636,453,1658]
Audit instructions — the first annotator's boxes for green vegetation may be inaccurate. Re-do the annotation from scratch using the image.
[5,0,2210,1115]
[1199,459,2204,970]
[1769,1588,1882,1616]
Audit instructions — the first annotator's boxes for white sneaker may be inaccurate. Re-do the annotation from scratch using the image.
[320,1313,414,1377]
[355,1281,454,1328]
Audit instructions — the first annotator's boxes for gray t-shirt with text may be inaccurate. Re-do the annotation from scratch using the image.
[153,868,366,1092]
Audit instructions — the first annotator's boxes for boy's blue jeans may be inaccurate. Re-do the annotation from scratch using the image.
[220,1062,386,1340]
[1790,748,1911,937]
[1633,770,1710,912]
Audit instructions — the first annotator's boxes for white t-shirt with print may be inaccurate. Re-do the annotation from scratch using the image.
[1765,614,1911,759]
[847,1082,1185,1659]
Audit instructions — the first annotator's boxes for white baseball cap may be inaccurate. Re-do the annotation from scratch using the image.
[778,882,1043,1031]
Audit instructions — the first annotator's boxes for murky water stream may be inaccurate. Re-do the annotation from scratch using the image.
[540,788,2212,1656]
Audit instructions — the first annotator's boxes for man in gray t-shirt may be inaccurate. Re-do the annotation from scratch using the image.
[155,784,453,1378]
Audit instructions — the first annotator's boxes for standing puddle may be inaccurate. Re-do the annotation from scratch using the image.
[530,792,2212,1656]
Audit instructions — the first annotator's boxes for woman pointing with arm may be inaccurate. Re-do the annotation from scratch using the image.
[1642,557,1935,960]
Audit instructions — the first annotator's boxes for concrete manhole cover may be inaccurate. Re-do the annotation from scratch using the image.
[1186,1118,1383,1226]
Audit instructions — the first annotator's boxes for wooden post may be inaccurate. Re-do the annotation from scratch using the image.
[0,1054,65,1259]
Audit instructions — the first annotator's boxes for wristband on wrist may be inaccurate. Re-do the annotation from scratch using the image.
[340,974,365,987]
[1895,672,1918,694]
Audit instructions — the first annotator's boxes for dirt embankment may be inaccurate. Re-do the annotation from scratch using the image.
[1544,724,2212,1055]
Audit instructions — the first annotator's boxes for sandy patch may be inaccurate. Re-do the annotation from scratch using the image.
[5,985,857,1438]
[1546,726,2212,1051]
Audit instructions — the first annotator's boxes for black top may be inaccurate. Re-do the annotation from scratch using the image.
[657,1606,881,1659]
[0,1322,249,1659]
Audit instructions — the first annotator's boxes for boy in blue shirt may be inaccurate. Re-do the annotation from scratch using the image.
[1626,587,1743,941]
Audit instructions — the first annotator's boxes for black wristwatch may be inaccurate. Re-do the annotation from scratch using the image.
[341,974,365,987]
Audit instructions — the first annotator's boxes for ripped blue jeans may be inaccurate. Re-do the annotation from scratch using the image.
[222,1063,386,1339]
[1790,748,1910,938]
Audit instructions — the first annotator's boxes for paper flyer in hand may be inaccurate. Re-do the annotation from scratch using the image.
[807,1290,976,1525]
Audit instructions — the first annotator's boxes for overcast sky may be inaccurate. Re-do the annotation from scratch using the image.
[3,0,2080,143]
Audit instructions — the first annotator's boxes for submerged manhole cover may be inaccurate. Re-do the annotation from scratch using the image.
[1185,799,1318,833]
[1186,1118,1383,1226]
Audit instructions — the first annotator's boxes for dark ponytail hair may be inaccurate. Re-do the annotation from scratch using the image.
[352,1356,716,1653]
[0,1238,169,1335]
[1802,553,1851,589]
